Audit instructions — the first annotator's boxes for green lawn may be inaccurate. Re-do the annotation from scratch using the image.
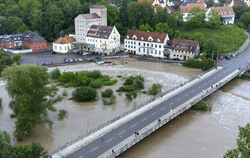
[179,25,248,55]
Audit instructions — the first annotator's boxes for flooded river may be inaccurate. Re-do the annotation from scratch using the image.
[0,59,249,158]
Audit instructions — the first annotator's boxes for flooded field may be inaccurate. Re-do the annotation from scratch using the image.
[0,59,249,158]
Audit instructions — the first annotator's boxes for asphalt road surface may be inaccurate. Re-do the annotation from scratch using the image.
[64,36,250,158]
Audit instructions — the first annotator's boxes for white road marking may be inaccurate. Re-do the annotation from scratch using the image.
[105,138,113,143]
[130,124,137,128]
[152,112,157,116]
[142,117,147,122]
[119,130,126,135]
[90,146,98,152]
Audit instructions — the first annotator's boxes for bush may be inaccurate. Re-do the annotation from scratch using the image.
[13,54,21,65]
[148,83,162,95]
[126,91,137,101]
[72,87,97,102]
[87,70,102,79]
[193,100,212,111]
[104,79,118,86]
[0,98,2,106]
[58,109,67,120]
[116,85,134,92]
[59,72,74,83]
[62,89,67,97]
[117,75,122,78]
[101,89,113,97]
[50,68,61,80]
[90,79,103,89]
[102,95,116,105]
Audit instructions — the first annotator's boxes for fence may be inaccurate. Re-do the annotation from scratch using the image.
[108,69,240,158]
[233,32,249,57]
[49,66,217,156]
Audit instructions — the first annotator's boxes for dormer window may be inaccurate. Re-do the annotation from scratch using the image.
[126,35,129,39]
[132,35,137,40]
[157,39,161,42]
[148,36,153,42]
[141,37,144,40]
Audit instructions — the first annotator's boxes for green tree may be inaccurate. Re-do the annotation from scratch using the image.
[207,10,221,29]
[206,0,215,8]
[2,65,61,141]
[0,49,13,76]
[239,12,250,29]
[187,7,206,28]
[138,23,153,32]
[6,16,25,34]
[101,88,113,97]
[224,123,250,158]
[11,142,46,158]
[13,54,21,65]
[49,68,61,80]
[148,83,162,95]
[0,130,12,158]
[155,22,174,39]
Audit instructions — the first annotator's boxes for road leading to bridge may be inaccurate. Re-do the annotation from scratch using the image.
[54,34,250,158]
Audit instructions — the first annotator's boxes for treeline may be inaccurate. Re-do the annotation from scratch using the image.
[233,5,250,31]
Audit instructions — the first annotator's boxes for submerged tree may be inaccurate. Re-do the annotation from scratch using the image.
[3,65,61,141]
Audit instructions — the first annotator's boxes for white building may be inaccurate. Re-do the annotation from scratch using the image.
[124,30,169,58]
[86,25,120,55]
[207,7,235,24]
[168,38,200,60]
[74,5,107,43]
[180,2,207,22]
[53,31,76,54]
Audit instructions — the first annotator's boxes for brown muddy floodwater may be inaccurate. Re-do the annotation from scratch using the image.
[0,59,249,158]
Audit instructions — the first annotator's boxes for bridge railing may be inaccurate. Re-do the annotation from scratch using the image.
[107,69,241,158]
[49,66,217,156]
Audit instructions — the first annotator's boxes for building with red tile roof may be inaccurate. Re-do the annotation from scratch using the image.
[124,30,169,58]
[53,31,76,54]
[180,2,207,21]
[167,38,200,60]
[209,7,235,24]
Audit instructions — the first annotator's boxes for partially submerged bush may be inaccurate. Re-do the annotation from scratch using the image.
[62,89,67,97]
[90,79,103,89]
[104,79,118,86]
[50,68,61,80]
[193,100,212,111]
[101,89,113,98]
[102,95,116,105]
[72,87,97,102]
[126,91,137,101]
[58,109,67,120]
[148,83,162,95]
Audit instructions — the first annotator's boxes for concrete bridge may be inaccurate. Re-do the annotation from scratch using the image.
[48,36,250,158]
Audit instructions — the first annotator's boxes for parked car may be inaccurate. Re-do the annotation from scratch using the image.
[69,58,73,62]
[78,58,83,62]
[64,58,69,63]
[225,55,231,60]
[82,52,88,56]
[219,56,224,60]
[73,58,78,62]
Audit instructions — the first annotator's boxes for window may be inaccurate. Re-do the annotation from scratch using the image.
[139,42,141,46]
[159,45,161,48]
[147,43,149,47]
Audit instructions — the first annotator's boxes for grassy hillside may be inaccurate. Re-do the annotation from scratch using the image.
[180,25,248,55]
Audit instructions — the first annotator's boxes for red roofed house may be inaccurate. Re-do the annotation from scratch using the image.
[53,30,76,54]
[208,7,235,24]
[167,38,200,60]
[180,2,207,21]
[124,30,170,58]
[74,5,107,43]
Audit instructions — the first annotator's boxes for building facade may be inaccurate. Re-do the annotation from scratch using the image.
[208,7,235,24]
[180,2,207,22]
[124,30,169,58]
[53,31,76,54]
[74,5,107,43]
[0,31,47,51]
[167,38,200,60]
[86,25,120,55]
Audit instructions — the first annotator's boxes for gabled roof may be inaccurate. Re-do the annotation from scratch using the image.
[211,7,235,16]
[23,31,46,43]
[53,36,75,44]
[169,38,199,52]
[80,13,101,20]
[125,30,168,43]
[180,3,206,13]
[87,25,114,39]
